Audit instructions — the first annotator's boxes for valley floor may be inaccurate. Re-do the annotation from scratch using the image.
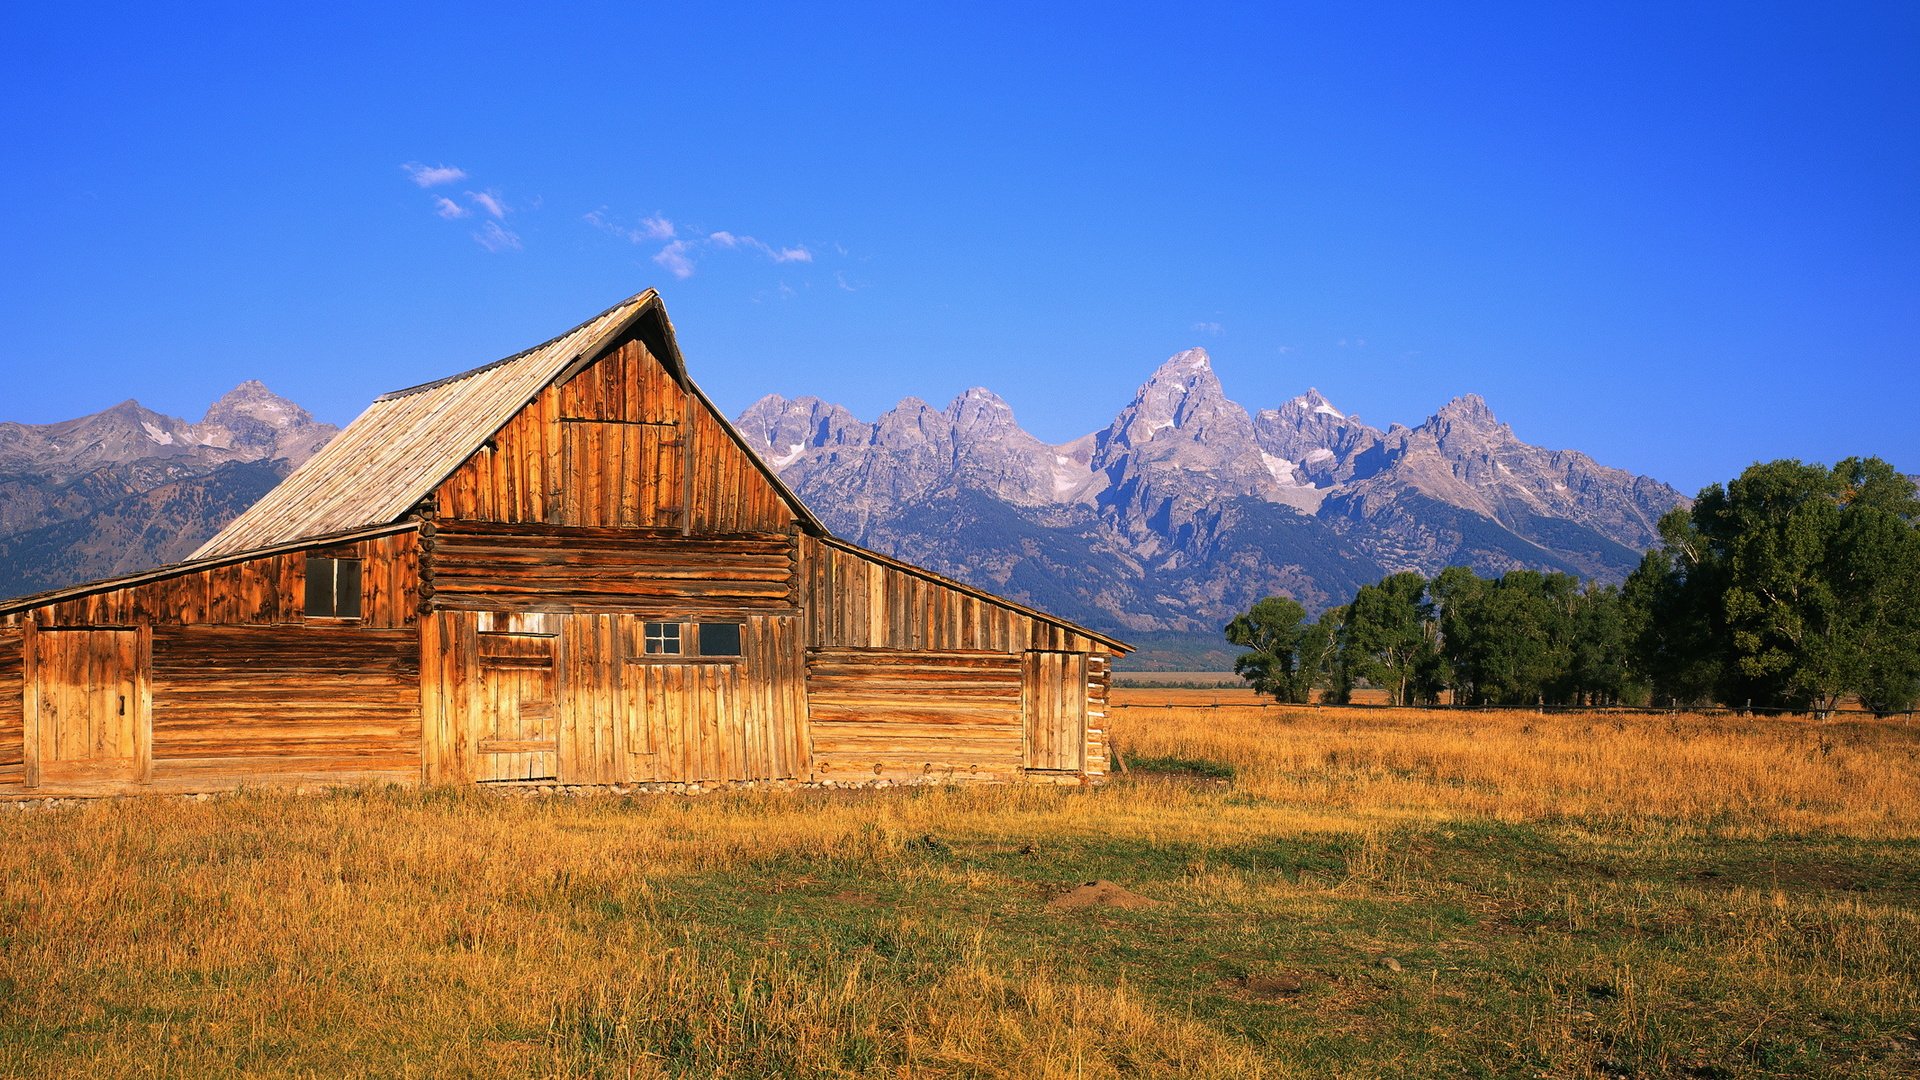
[2,703,1917,1077]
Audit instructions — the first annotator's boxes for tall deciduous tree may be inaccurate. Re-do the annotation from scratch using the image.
[1630,456,1920,714]
[1340,571,1442,705]
[1225,596,1310,702]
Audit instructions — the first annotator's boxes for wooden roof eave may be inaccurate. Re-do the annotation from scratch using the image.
[0,520,421,618]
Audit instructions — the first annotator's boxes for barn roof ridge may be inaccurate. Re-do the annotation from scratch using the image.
[191,289,767,559]
[374,291,673,402]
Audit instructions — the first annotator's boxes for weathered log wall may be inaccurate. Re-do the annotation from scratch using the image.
[1085,653,1111,779]
[806,648,1025,782]
[0,532,423,795]
[424,521,797,616]
[149,625,420,786]
[0,629,22,787]
[434,338,794,533]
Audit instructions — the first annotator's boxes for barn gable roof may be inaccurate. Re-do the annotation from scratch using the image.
[194,290,823,559]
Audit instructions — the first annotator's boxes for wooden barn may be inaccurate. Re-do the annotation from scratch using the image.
[0,292,1127,797]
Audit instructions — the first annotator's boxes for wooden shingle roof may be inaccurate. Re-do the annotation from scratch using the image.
[195,290,823,559]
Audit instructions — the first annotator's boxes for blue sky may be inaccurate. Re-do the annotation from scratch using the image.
[3,2,1915,494]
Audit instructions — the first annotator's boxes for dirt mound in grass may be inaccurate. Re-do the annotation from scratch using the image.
[1223,971,1310,1001]
[1046,880,1162,911]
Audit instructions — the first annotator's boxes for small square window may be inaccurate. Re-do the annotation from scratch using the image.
[697,622,742,657]
[304,557,362,619]
[643,621,682,655]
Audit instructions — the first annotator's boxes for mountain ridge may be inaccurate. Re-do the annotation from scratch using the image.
[736,347,1688,651]
[0,384,337,599]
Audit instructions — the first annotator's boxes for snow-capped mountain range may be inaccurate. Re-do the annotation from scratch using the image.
[737,348,1686,652]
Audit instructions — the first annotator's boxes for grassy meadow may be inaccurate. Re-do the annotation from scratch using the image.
[3,700,1918,1078]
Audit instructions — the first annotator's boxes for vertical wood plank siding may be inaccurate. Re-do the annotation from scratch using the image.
[425,611,809,785]
[800,536,1100,654]
[0,531,419,632]
[433,338,793,534]
[1022,651,1088,772]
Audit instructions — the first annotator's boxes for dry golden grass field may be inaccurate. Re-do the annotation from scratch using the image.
[3,699,1918,1078]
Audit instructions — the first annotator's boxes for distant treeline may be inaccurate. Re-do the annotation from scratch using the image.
[1227,457,1920,715]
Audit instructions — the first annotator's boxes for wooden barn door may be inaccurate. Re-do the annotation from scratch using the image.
[1021,651,1087,774]
[26,625,150,788]
[618,620,745,784]
[623,662,746,784]
[471,614,559,781]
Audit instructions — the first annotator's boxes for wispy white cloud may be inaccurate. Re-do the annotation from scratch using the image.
[1275,344,1296,355]
[709,231,812,264]
[589,210,821,278]
[433,196,468,220]
[1193,321,1225,336]
[467,190,509,219]
[653,240,696,279]
[474,220,521,253]
[586,209,675,243]
[403,162,467,188]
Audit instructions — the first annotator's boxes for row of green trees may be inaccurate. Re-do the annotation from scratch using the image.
[1225,457,1920,714]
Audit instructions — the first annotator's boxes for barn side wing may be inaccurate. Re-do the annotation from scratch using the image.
[799,535,1119,784]
[0,529,422,796]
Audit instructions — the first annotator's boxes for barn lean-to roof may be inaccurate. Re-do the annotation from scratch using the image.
[12,290,1125,652]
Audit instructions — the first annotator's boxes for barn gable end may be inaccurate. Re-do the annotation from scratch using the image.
[0,291,1126,798]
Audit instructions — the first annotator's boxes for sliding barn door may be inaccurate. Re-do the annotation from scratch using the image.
[29,626,149,787]
[1021,650,1087,773]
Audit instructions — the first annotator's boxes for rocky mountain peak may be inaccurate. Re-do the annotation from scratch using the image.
[946,387,1020,439]
[1433,393,1498,427]
[203,379,304,424]
[736,394,865,462]
[732,347,1688,650]
[1251,387,1382,487]
[1154,346,1213,377]
[1290,388,1343,418]
[190,381,335,467]
[200,381,317,449]
[1105,347,1245,451]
